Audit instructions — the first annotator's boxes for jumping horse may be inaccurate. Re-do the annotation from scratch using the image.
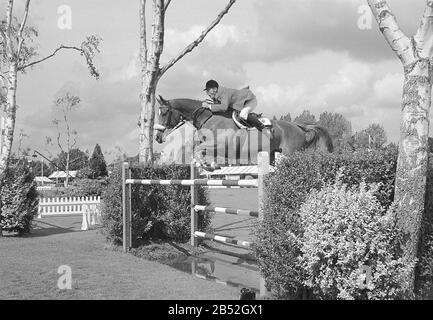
[154,96,333,168]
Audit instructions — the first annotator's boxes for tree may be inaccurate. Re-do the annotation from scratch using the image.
[351,123,387,150]
[0,0,101,183]
[294,110,316,124]
[318,112,353,151]
[53,148,89,172]
[50,93,82,187]
[29,159,50,177]
[138,0,237,165]
[89,143,108,178]
[280,112,292,122]
[368,0,433,294]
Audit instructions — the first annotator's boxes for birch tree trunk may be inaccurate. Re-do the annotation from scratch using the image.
[139,0,163,165]
[368,0,433,295]
[138,0,236,165]
[0,0,100,184]
[0,63,18,173]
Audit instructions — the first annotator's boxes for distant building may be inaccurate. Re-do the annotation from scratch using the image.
[34,176,55,186]
[199,165,275,182]
[48,171,77,186]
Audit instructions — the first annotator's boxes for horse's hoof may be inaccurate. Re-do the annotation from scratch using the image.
[210,162,221,171]
[203,165,215,172]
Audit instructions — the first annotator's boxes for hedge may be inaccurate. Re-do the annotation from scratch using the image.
[100,163,212,246]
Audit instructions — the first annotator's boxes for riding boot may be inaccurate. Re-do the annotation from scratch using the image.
[246,113,265,131]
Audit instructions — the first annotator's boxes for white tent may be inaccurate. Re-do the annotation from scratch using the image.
[34,176,55,184]
[48,171,77,179]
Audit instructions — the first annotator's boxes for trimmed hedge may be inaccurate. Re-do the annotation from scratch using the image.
[37,178,108,198]
[101,164,212,246]
[0,164,39,235]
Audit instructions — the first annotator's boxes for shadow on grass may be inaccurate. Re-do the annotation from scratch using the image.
[18,218,96,238]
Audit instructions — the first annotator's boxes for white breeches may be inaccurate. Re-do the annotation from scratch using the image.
[239,98,258,120]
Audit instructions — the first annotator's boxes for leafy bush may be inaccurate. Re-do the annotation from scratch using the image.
[298,177,414,300]
[37,178,108,198]
[101,164,212,246]
[0,164,39,235]
[253,148,398,299]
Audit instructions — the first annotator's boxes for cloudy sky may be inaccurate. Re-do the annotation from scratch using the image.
[1,0,431,162]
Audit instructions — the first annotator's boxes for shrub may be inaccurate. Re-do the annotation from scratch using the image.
[253,148,398,299]
[89,144,108,178]
[298,177,414,300]
[0,164,39,235]
[101,163,212,246]
[37,178,108,198]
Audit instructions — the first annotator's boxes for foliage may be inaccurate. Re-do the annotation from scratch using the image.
[351,123,387,150]
[37,178,107,198]
[280,113,292,122]
[294,110,316,124]
[89,144,108,178]
[0,163,38,235]
[52,148,89,171]
[298,177,414,300]
[318,112,352,152]
[101,164,212,246]
[253,148,398,299]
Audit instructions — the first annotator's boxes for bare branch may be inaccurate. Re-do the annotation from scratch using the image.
[150,0,165,65]
[414,0,433,58]
[17,0,31,56]
[367,0,416,65]
[139,0,148,74]
[160,0,236,76]
[54,120,66,155]
[18,45,82,71]
[0,28,7,47]
[164,0,172,12]
[6,0,13,29]
[5,0,14,53]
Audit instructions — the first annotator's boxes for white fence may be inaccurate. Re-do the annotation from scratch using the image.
[38,196,101,218]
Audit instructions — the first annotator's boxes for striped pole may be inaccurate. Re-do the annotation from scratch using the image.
[191,162,199,247]
[194,205,259,218]
[194,231,253,249]
[122,162,132,253]
[125,179,258,188]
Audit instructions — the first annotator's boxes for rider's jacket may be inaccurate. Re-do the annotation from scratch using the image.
[210,86,256,113]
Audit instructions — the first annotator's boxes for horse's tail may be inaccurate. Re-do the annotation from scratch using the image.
[304,124,334,152]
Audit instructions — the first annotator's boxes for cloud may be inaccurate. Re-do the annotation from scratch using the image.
[373,73,403,105]
[248,0,426,63]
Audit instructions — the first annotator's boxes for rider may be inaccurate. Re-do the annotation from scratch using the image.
[202,80,265,130]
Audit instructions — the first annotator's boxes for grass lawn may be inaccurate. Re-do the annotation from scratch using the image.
[0,215,241,300]
[0,188,260,300]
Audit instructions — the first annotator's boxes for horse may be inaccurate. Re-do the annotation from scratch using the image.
[154,96,333,168]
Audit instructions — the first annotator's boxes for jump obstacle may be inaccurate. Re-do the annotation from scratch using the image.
[121,151,270,295]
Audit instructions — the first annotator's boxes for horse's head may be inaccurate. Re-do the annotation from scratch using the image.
[155,95,183,144]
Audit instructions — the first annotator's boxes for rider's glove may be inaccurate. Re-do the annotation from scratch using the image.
[202,101,212,110]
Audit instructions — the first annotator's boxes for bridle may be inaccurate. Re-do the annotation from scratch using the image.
[155,105,186,138]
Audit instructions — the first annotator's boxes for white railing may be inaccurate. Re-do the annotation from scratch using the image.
[38,196,101,218]
[36,186,53,191]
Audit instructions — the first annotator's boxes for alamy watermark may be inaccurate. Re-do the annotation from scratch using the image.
[57,5,72,30]
[358,265,372,290]
[158,127,271,165]
[57,265,72,290]
[357,5,373,30]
